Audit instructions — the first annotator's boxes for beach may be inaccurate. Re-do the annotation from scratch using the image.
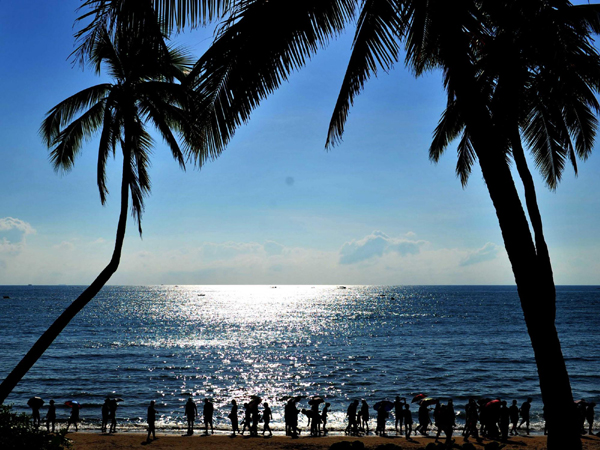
[68,432,600,450]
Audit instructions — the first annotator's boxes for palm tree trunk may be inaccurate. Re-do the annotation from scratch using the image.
[0,154,131,405]
[471,124,580,449]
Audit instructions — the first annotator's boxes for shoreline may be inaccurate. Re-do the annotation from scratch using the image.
[68,431,600,450]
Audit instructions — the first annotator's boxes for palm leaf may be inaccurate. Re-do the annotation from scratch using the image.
[326,0,403,148]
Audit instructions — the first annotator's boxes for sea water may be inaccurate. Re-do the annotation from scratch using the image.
[0,285,599,434]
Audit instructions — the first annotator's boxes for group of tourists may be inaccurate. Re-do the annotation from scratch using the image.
[27,393,596,442]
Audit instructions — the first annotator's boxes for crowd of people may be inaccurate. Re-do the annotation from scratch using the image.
[27,393,596,444]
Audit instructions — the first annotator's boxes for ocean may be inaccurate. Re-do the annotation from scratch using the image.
[0,285,598,434]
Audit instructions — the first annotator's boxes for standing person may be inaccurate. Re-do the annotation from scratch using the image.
[203,398,214,435]
[185,397,197,435]
[309,402,322,436]
[416,402,430,435]
[517,398,532,435]
[146,400,157,443]
[108,398,118,433]
[404,404,413,439]
[587,402,596,435]
[250,401,260,436]
[229,400,239,435]
[28,397,42,428]
[375,404,389,436]
[499,401,510,441]
[394,396,405,435]
[101,398,110,433]
[360,399,370,434]
[346,400,359,436]
[509,400,519,435]
[262,402,273,437]
[66,404,80,432]
[464,398,479,441]
[46,400,56,433]
[322,402,331,434]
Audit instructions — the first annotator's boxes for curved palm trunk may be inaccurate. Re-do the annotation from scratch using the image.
[0,154,131,405]
[467,114,580,449]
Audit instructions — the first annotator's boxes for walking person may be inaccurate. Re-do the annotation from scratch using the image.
[109,398,118,433]
[46,400,56,433]
[360,399,370,434]
[346,400,359,436]
[185,397,197,435]
[101,398,110,433]
[499,401,510,441]
[146,400,157,443]
[66,404,80,432]
[404,404,413,439]
[509,400,519,435]
[262,402,273,436]
[229,400,239,435]
[517,398,532,435]
[322,402,331,434]
[587,402,596,435]
[203,398,214,435]
[394,396,405,435]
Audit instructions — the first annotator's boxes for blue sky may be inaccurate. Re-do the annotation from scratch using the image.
[1,1,599,285]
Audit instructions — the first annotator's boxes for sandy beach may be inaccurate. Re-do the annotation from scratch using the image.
[68,432,600,450]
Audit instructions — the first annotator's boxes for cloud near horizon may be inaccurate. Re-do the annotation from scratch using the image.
[0,217,36,253]
[460,242,501,266]
[339,231,427,265]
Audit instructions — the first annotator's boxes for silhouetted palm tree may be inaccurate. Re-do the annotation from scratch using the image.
[18,1,600,447]
[0,12,201,404]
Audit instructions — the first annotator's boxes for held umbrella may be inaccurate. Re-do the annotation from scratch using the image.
[248,396,262,408]
[65,401,81,408]
[419,398,438,407]
[374,400,395,412]
[485,399,501,408]
[412,394,427,403]
[28,397,44,408]
[308,396,325,406]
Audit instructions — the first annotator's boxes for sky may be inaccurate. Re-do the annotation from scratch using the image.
[1,1,599,286]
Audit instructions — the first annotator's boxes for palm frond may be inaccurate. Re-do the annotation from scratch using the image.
[326,0,403,148]
[153,0,233,31]
[189,0,356,163]
[40,84,112,147]
[456,130,476,188]
[97,94,119,204]
[48,100,108,172]
[429,99,464,163]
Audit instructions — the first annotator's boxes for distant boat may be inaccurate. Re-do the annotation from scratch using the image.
[338,286,347,289]
[271,286,277,288]
[2,296,9,299]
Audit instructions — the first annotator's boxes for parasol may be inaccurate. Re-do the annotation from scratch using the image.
[27,397,44,408]
[374,400,395,412]
[419,398,437,407]
[411,394,427,403]
[65,401,81,408]
[485,399,501,408]
[308,396,325,406]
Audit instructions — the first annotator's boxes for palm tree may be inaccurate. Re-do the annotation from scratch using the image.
[12,1,600,446]
[0,11,202,404]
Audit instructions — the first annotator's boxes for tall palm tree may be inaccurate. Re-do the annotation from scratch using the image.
[13,1,600,446]
[0,11,202,404]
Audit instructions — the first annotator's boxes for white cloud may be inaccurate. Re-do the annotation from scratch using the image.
[0,217,36,254]
[0,217,36,235]
[460,242,501,266]
[339,231,427,265]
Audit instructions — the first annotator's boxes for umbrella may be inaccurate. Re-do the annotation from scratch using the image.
[485,400,501,408]
[114,398,124,402]
[374,400,395,412]
[248,397,262,408]
[308,396,325,406]
[419,398,437,407]
[27,397,44,408]
[411,394,427,403]
[65,401,81,408]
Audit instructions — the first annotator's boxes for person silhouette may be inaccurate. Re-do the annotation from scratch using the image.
[203,398,214,435]
[263,402,273,436]
[404,404,413,439]
[587,402,596,435]
[109,398,118,433]
[346,400,359,436]
[146,400,157,443]
[509,400,519,435]
[499,401,510,441]
[241,403,251,435]
[28,397,42,428]
[322,402,331,434]
[375,403,389,436]
[229,400,239,435]
[101,398,110,433]
[46,400,56,433]
[66,404,80,432]
[360,400,370,434]
[185,397,197,435]
[394,396,406,434]
[517,398,532,435]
